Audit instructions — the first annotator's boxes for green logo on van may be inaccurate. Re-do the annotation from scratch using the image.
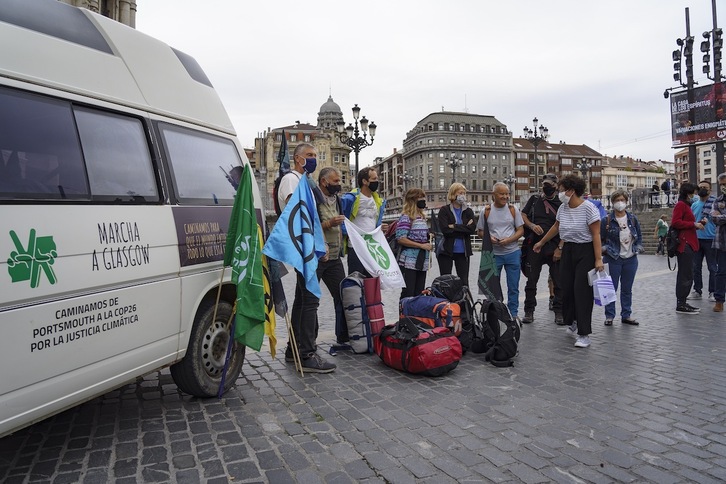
[7,229,58,288]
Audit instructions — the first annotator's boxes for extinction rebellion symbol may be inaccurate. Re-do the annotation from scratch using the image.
[289,202,316,263]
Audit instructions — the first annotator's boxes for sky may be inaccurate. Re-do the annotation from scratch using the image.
[135,0,721,167]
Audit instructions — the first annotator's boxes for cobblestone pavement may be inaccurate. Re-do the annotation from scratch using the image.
[3,254,726,483]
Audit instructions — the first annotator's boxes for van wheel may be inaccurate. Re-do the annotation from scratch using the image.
[170,300,245,397]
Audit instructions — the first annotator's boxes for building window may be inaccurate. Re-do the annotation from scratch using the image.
[493,166,498,174]
[481,140,486,145]
[276,134,282,142]
[439,165,445,173]
[503,166,507,174]
[471,154,477,159]
[450,139,455,144]
[461,139,466,144]
[439,178,446,188]
[472,165,477,173]
[482,166,487,174]
[428,164,433,173]
[439,138,444,144]
[483,180,488,190]
[438,123,444,130]
[304,134,311,142]
[617,174,628,187]
[428,153,433,158]
[428,124,433,131]
[428,139,433,144]
[471,140,476,144]
[290,134,297,142]
[439,152,445,158]
[472,179,477,190]
[334,153,340,163]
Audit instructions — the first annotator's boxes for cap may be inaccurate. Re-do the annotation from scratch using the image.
[542,173,558,184]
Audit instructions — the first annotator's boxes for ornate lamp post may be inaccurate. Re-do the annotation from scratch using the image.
[336,104,376,187]
[577,158,592,194]
[502,174,515,199]
[523,117,549,193]
[445,154,464,184]
[400,172,413,193]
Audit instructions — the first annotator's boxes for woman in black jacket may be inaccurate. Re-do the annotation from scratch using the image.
[437,183,477,285]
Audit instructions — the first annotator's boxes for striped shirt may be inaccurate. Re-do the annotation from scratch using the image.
[556,200,601,243]
[396,214,430,271]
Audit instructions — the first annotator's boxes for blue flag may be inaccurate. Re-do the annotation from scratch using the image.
[263,175,326,298]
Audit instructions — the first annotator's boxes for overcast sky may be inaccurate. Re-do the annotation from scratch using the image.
[136,0,719,167]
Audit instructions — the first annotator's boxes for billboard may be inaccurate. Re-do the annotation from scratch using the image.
[670,82,726,147]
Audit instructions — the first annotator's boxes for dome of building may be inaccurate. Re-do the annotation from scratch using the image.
[317,95,344,129]
[319,95,342,114]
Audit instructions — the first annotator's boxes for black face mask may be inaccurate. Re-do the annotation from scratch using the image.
[698,188,709,197]
[326,184,341,195]
[542,185,556,196]
[416,200,427,209]
[368,181,379,192]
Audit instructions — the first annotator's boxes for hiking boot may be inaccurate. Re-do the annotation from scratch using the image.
[521,311,534,324]
[566,323,578,337]
[687,291,702,300]
[554,313,564,325]
[714,302,724,312]
[285,346,294,362]
[574,335,591,348]
[709,293,717,302]
[301,353,336,373]
[676,305,700,314]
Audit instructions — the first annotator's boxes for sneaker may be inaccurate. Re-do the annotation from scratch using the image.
[521,311,534,324]
[284,346,294,362]
[715,302,724,312]
[574,336,591,348]
[301,353,336,373]
[554,313,565,325]
[676,305,700,314]
[687,291,702,300]
[709,293,717,302]
[686,304,701,312]
[566,323,578,337]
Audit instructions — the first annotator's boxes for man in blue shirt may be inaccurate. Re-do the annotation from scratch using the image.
[689,180,717,301]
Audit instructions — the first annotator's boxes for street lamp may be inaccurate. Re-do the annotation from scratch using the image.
[523,117,549,193]
[503,174,515,199]
[577,158,592,193]
[336,104,376,187]
[400,172,413,193]
[445,154,464,184]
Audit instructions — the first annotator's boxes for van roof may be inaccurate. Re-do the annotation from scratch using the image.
[0,0,236,134]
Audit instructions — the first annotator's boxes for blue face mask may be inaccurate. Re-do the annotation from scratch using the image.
[303,157,317,174]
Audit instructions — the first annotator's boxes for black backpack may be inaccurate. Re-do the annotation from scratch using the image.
[385,219,400,257]
[471,298,520,367]
[666,226,679,270]
[428,276,474,353]
[430,275,465,302]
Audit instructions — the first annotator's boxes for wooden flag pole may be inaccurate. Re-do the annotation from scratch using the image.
[211,266,227,330]
[284,313,304,376]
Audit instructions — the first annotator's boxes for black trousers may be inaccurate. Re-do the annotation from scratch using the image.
[559,242,595,336]
[437,253,471,286]
[347,247,371,278]
[524,246,562,314]
[400,268,427,300]
[676,244,695,306]
[291,270,320,357]
[317,257,347,342]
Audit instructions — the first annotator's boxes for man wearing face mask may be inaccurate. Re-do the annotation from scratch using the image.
[688,180,717,302]
[278,143,336,373]
[708,173,726,312]
[314,167,348,344]
[521,173,563,325]
[341,167,387,277]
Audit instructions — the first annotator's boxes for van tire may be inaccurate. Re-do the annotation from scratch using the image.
[170,300,245,397]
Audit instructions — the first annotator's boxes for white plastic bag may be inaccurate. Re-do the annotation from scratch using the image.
[592,271,616,306]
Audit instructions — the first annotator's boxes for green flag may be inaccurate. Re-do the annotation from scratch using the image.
[224,164,265,350]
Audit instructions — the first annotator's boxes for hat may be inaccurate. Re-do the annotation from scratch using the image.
[542,173,558,184]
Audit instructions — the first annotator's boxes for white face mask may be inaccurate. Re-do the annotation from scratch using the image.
[613,201,627,212]
[558,191,571,204]
[455,194,466,205]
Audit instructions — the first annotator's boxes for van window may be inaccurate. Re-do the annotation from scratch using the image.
[158,123,239,205]
[74,107,158,202]
[0,87,88,200]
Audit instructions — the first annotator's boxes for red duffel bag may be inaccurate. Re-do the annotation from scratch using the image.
[375,317,462,377]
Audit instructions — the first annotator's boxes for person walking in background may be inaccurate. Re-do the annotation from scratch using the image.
[437,183,476,285]
[396,188,432,299]
[533,175,604,348]
[341,167,386,277]
[600,190,643,326]
[688,180,717,302]
[672,183,704,315]
[654,215,669,256]
[314,167,348,344]
[477,182,525,321]
[709,173,726,312]
[521,173,563,325]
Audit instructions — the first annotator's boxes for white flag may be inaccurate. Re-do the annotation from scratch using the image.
[344,219,405,290]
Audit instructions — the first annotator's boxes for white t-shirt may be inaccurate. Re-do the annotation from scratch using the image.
[556,200,601,243]
[277,171,303,212]
[617,214,635,258]
[476,204,524,256]
[353,193,378,232]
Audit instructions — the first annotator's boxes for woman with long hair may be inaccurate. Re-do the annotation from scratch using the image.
[437,182,476,284]
[672,182,704,314]
[533,174,604,348]
[396,188,433,299]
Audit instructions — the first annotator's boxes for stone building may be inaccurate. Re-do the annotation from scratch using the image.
[253,96,353,214]
[401,111,513,208]
[58,0,136,27]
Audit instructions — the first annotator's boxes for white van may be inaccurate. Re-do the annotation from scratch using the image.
[0,0,261,437]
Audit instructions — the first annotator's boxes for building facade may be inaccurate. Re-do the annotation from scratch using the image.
[59,0,136,27]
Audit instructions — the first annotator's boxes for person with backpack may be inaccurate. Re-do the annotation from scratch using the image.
[341,167,387,277]
[708,173,726,313]
[476,182,525,322]
[520,173,563,325]
[671,183,704,315]
[688,180,717,302]
[654,215,669,256]
[396,188,433,299]
[600,190,643,326]
[314,167,348,344]
[437,182,476,285]
[533,174,604,348]
[278,143,336,373]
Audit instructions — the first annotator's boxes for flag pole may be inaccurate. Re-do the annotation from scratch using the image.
[285,313,304,376]
[217,302,237,398]
[211,265,227,329]
[428,233,434,273]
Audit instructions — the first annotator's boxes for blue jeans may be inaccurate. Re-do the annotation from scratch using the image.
[495,249,521,318]
[693,238,716,295]
[603,255,638,320]
[714,249,726,303]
